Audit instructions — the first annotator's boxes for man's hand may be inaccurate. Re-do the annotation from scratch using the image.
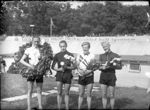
[30,65,35,70]
[84,70,93,75]
[58,67,64,72]
[77,68,85,76]
[99,65,108,70]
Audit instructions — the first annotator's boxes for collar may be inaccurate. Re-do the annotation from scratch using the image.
[61,50,68,54]
[31,45,38,49]
[105,50,112,55]
[83,52,90,56]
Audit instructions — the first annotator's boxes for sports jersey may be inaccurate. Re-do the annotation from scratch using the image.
[24,46,40,66]
[76,53,95,77]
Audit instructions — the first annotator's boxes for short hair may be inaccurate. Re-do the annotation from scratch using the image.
[81,42,90,48]
[14,52,18,56]
[59,40,67,46]
[101,41,110,47]
[32,35,40,41]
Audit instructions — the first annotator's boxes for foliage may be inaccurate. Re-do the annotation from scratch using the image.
[7,41,53,78]
[1,1,150,36]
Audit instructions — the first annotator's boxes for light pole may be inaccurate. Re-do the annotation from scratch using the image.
[30,24,35,36]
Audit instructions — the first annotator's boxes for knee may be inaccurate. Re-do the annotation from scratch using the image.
[79,92,84,97]
[28,88,33,94]
[109,92,115,98]
[36,87,42,93]
[87,91,92,97]
[102,92,107,98]
[64,90,69,95]
[57,90,62,96]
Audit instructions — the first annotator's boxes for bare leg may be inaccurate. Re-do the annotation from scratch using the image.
[27,81,34,110]
[100,84,108,109]
[36,82,43,109]
[64,83,71,110]
[78,85,85,110]
[57,81,63,110]
[108,86,115,109]
[86,83,93,110]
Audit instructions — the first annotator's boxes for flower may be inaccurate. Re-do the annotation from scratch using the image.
[60,61,65,66]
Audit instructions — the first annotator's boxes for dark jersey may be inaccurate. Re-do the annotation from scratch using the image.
[52,51,74,74]
[0,60,6,73]
[99,51,121,80]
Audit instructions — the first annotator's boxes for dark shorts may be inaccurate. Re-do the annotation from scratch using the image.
[27,75,43,83]
[55,72,73,84]
[99,73,116,87]
[78,75,94,86]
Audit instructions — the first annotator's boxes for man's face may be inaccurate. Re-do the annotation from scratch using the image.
[59,42,67,52]
[32,37,40,47]
[102,44,110,53]
[82,44,90,53]
[14,54,20,62]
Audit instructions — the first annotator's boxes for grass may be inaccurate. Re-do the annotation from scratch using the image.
[1,74,150,109]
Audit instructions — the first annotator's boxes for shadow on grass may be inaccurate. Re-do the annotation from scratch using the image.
[43,94,103,109]
[43,94,134,109]
[0,93,135,110]
[115,97,134,109]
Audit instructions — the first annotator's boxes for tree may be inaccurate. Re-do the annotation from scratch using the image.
[1,1,150,36]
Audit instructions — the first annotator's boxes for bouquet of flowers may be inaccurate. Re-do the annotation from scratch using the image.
[64,54,76,63]
[78,62,100,80]
[59,54,75,72]
[87,62,100,71]
[100,58,122,70]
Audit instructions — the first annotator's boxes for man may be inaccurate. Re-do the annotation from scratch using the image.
[99,41,122,109]
[0,56,6,74]
[20,36,43,110]
[7,52,20,74]
[51,40,75,110]
[76,42,96,110]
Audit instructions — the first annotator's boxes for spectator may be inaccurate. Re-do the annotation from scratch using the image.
[0,56,6,73]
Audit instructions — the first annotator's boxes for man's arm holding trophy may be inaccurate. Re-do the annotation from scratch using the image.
[110,57,122,69]
[99,57,122,70]
[52,59,64,72]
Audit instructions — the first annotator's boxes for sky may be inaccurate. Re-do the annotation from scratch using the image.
[69,1,149,9]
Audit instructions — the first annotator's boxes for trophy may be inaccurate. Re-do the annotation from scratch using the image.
[60,61,66,72]
[99,57,122,70]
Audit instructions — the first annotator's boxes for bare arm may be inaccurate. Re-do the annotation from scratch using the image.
[20,54,34,69]
[51,61,64,72]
